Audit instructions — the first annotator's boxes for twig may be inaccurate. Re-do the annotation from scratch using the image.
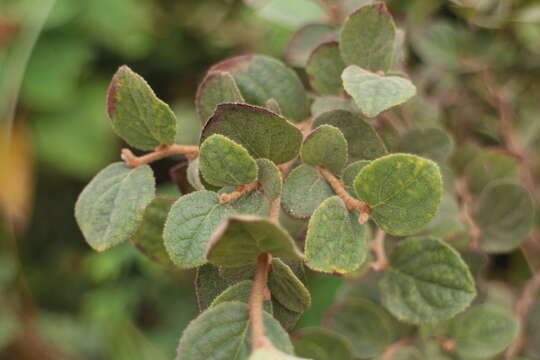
[381,338,413,360]
[505,271,540,359]
[455,177,481,249]
[370,228,389,272]
[121,144,198,168]
[249,253,273,351]
[317,167,371,223]
[219,181,259,204]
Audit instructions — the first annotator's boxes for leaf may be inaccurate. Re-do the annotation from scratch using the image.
[75,162,155,251]
[254,0,326,28]
[286,24,336,67]
[310,97,358,118]
[209,55,310,122]
[131,197,174,266]
[354,153,443,236]
[201,103,303,164]
[306,41,346,95]
[447,304,519,359]
[163,191,235,269]
[269,259,311,313]
[342,65,416,118]
[328,300,395,358]
[313,110,387,162]
[211,280,273,314]
[107,66,177,150]
[282,165,334,219]
[199,134,258,187]
[396,128,454,164]
[230,190,271,217]
[419,191,465,239]
[196,264,234,311]
[301,125,348,175]
[339,2,397,72]
[207,216,304,267]
[292,327,353,360]
[186,158,206,191]
[249,348,309,360]
[473,181,534,253]
[305,196,368,274]
[342,160,371,196]
[195,71,245,123]
[176,302,294,360]
[464,150,520,195]
[380,236,476,324]
[257,159,282,201]
[273,300,302,331]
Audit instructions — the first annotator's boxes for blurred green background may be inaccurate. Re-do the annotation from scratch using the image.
[1,0,540,359]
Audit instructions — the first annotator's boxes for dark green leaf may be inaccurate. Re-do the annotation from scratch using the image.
[195,71,244,123]
[286,24,336,67]
[211,280,273,314]
[75,162,155,251]
[354,154,443,236]
[273,299,302,331]
[201,103,303,164]
[257,159,282,201]
[301,125,348,175]
[293,327,353,360]
[269,259,311,313]
[305,196,368,274]
[282,165,334,219]
[196,264,234,311]
[306,41,346,95]
[107,66,177,150]
[342,160,371,195]
[380,237,476,324]
[199,134,258,187]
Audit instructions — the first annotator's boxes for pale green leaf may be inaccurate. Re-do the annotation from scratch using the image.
[201,103,303,164]
[306,41,346,95]
[339,2,396,72]
[342,65,416,118]
[292,327,353,360]
[269,259,311,313]
[107,66,177,150]
[195,71,244,123]
[301,125,348,175]
[75,162,155,251]
[257,159,282,201]
[163,191,235,269]
[199,134,258,187]
[231,191,271,217]
[286,24,336,67]
[380,236,476,324]
[354,153,442,236]
[255,0,326,28]
[305,196,368,274]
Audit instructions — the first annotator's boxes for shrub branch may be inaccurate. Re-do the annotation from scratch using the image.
[370,228,389,272]
[219,181,259,204]
[121,144,199,168]
[249,253,273,351]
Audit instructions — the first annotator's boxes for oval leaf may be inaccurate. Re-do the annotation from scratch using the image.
[354,153,443,236]
[306,41,346,95]
[305,196,368,274]
[301,125,348,175]
[201,103,303,164]
[257,159,282,201]
[195,71,245,123]
[286,24,336,67]
[269,259,311,313]
[195,264,235,311]
[107,66,177,150]
[199,134,258,187]
[396,128,454,164]
[75,162,155,251]
[292,327,353,360]
[163,191,235,269]
[380,236,476,324]
[464,150,520,195]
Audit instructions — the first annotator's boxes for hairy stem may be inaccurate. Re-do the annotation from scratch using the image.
[370,228,389,271]
[121,144,199,168]
[250,253,272,351]
[219,181,259,204]
[318,167,371,222]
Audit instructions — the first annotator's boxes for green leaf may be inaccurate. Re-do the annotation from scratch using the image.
[311,97,358,118]
[301,125,348,175]
[75,162,155,251]
[464,150,520,195]
[313,110,387,162]
[286,24,336,67]
[176,302,294,360]
[209,55,310,122]
[254,0,326,28]
[257,159,282,201]
[249,348,309,360]
[305,196,368,274]
[342,160,371,195]
[187,158,206,191]
[196,264,234,311]
[199,134,258,187]
[328,300,395,358]
[201,103,303,164]
[306,41,346,95]
[211,280,273,314]
[447,304,519,359]
[419,192,465,239]
[107,66,177,151]
[380,236,476,324]
[195,71,245,123]
[354,153,443,236]
[342,65,416,118]
[230,191,271,217]
[131,197,174,266]
[273,300,302,331]
[292,327,353,360]
[396,128,454,164]
[269,259,311,313]
[339,2,397,72]
[207,216,304,267]
[282,165,334,219]
[163,191,235,269]
[473,181,534,253]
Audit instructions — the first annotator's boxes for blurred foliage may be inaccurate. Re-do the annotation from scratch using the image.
[1,0,540,358]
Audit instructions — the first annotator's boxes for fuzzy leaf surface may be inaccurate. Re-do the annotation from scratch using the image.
[380,237,476,324]
[75,162,155,251]
[256,159,282,201]
[107,66,177,150]
[195,71,244,123]
[301,125,348,175]
[306,41,345,95]
[269,259,311,313]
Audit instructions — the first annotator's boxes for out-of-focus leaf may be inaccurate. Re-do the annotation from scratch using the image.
[292,327,353,360]
[254,0,327,28]
[286,24,336,67]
